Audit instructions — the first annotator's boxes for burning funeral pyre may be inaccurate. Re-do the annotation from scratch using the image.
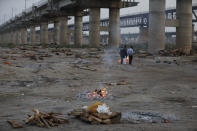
[87,87,108,98]
[77,87,113,100]
[68,102,121,125]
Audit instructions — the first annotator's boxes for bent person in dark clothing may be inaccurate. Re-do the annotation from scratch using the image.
[120,45,128,64]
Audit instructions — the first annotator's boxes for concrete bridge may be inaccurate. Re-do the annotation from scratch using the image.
[0,0,195,54]
[69,3,197,31]
[0,0,138,47]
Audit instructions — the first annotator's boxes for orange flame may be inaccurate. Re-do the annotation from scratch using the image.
[87,87,108,99]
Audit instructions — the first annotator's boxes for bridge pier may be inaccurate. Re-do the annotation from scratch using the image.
[59,17,69,45]
[16,30,21,44]
[40,22,48,44]
[5,33,8,43]
[109,8,120,47]
[74,12,83,47]
[4,33,7,43]
[192,24,195,43]
[4,33,6,43]
[148,0,166,54]
[12,31,16,44]
[30,26,36,44]
[8,32,12,44]
[3,33,6,43]
[21,28,27,44]
[0,34,1,43]
[176,0,192,54]
[2,34,4,43]
[54,17,69,45]
[54,20,60,44]
[8,32,11,43]
[89,8,100,47]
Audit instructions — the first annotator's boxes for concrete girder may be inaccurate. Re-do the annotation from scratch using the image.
[74,0,138,8]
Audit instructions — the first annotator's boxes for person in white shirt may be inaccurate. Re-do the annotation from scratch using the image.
[127,45,134,64]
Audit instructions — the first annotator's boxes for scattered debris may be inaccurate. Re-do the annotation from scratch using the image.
[23,53,51,61]
[107,80,128,86]
[73,65,97,71]
[158,49,196,56]
[3,62,11,65]
[117,80,128,85]
[7,120,24,128]
[121,112,176,123]
[25,109,68,128]
[163,97,187,103]
[68,102,121,125]
[192,106,197,108]
[75,52,100,59]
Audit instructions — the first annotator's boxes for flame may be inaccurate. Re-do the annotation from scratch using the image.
[117,56,129,63]
[87,87,108,99]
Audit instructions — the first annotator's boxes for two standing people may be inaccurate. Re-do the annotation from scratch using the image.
[120,45,133,65]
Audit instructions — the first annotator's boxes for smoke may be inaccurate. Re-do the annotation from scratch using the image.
[101,47,119,81]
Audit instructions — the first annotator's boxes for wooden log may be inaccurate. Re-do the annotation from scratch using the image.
[111,112,121,124]
[57,118,69,124]
[25,115,34,124]
[40,116,51,128]
[7,120,24,128]
[32,109,40,120]
[88,115,102,123]
[101,119,112,124]
[92,113,111,119]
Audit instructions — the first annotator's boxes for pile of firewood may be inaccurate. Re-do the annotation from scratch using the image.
[68,109,121,125]
[25,109,68,128]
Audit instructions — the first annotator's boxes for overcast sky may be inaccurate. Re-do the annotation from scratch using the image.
[0,0,197,33]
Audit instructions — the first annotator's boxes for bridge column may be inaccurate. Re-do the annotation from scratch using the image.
[74,12,83,47]
[176,0,192,54]
[30,26,36,44]
[89,8,100,47]
[5,33,8,43]
[40,22,48,44]
[109,8,120,47]
[54,20,60,44]
[9,31,13,44]
[2,32,5,43]
[4,33,6,43]
[8,32,11,43]
[13,31,17,44]
[54,17,69,45]
[16,30,21,44]
[60,17,68,45]
[4,33,7,43]
[148,0,166,54]
[0,34,1,43]
[192,24,195,43]
[21,28,27,44]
